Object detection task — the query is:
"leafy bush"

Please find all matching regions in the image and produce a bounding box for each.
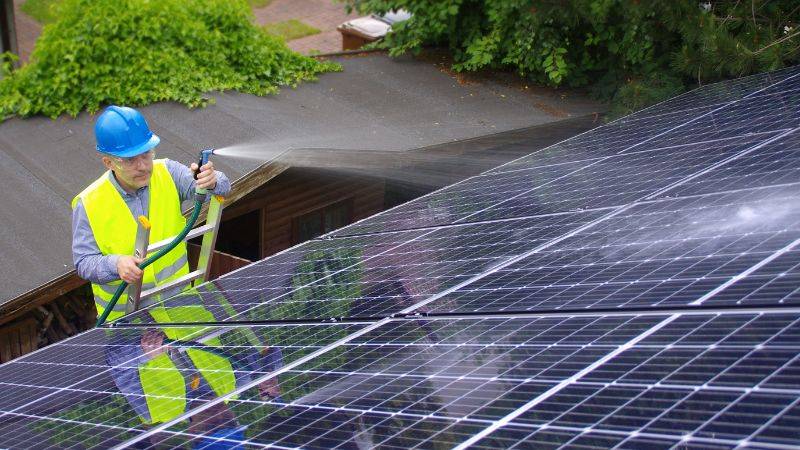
[345,0,799,114]
[0,0,339,120]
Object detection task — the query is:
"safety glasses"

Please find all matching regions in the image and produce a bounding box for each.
[114,149,155,167]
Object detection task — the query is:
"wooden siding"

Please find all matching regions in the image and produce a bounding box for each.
[0,317,37,363]
[221,168,384,258]
[187,244,252,280]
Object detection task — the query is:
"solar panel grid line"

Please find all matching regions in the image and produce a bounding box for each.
[309,205,620,241]
[479,129,782,179]
[111,318,393,449]
[148,314,667,448]
[477,424,797,450]
[0,325,216,417]
[0,411,142,449]
[605,67,798,121]
[2,410,136,433]
[642,127,800,202]
[452,233,800,448]
[447,126,797,233]
[450,315,681,450]
[277,366,800,397]
[690,236,800,306]
[562,379,800,397]
[604,66,800,124]
[741,396,800,449]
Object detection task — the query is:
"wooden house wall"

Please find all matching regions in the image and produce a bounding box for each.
[220,168,385,259]
[261,169,385,257]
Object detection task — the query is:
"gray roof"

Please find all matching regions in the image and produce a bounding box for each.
[0,53,602,308]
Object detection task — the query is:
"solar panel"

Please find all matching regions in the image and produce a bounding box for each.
[422,184,800,313]
[0,322,368,448]
[0,66,798,449]
[108,311,800,449]
[120,209,607,323]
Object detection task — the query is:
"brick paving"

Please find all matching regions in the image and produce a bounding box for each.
[252,0,359,54]
[11,0,41,64]
[10,0,358,65]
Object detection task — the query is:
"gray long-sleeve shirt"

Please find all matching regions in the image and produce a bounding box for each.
[72,159,231,284]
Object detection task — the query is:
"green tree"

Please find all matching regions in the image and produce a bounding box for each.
[345,0,799,115]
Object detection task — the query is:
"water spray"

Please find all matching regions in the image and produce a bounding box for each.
[212,142,510,191]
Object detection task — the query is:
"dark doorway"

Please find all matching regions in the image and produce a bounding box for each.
[217,209,261,261]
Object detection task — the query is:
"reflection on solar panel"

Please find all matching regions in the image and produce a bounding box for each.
[1,66,798,449]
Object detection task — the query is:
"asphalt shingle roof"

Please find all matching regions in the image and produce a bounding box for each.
[0,53,601,308]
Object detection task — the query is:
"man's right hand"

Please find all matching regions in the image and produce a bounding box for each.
[117,255,144,283]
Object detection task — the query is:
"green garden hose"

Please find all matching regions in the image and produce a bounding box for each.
[95,197,204,327]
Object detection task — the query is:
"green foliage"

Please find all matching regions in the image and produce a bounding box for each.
[263,19,322,42]
[0,0,340,120]
[31,396,142,448]
[20,0,61,24]
[345,0,800,114]
[23,0,278,23]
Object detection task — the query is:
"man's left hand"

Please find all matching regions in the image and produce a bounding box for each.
[191,161,218,190]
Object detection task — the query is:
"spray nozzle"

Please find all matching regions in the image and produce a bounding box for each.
[194,148,214,198]
[194,148,214,180]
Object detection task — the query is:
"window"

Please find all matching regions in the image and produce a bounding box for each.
[292,199,353,244]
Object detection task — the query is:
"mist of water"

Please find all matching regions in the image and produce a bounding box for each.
[212,141,511,190]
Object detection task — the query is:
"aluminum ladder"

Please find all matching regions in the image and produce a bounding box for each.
[125,195,225,314]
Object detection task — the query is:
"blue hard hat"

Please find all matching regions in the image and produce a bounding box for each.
[94,105,160,157]
[192,427,246,450]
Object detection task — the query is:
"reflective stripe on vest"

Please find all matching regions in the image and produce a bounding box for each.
[72,160,190,322]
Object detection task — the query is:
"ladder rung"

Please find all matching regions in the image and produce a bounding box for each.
[148,223,216,253]
[140,269,204,299]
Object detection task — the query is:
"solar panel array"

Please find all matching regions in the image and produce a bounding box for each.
[1,66,798,449]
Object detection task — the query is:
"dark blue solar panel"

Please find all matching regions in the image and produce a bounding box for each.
[422,184,800,313]
[110,311,800,449]
[122,210,605,324]
[0,322,366,448]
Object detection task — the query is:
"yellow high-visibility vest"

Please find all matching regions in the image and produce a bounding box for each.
[72,160,190,322]
[138,306,236,424]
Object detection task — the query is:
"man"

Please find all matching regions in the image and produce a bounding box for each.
[72,105,231,322]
